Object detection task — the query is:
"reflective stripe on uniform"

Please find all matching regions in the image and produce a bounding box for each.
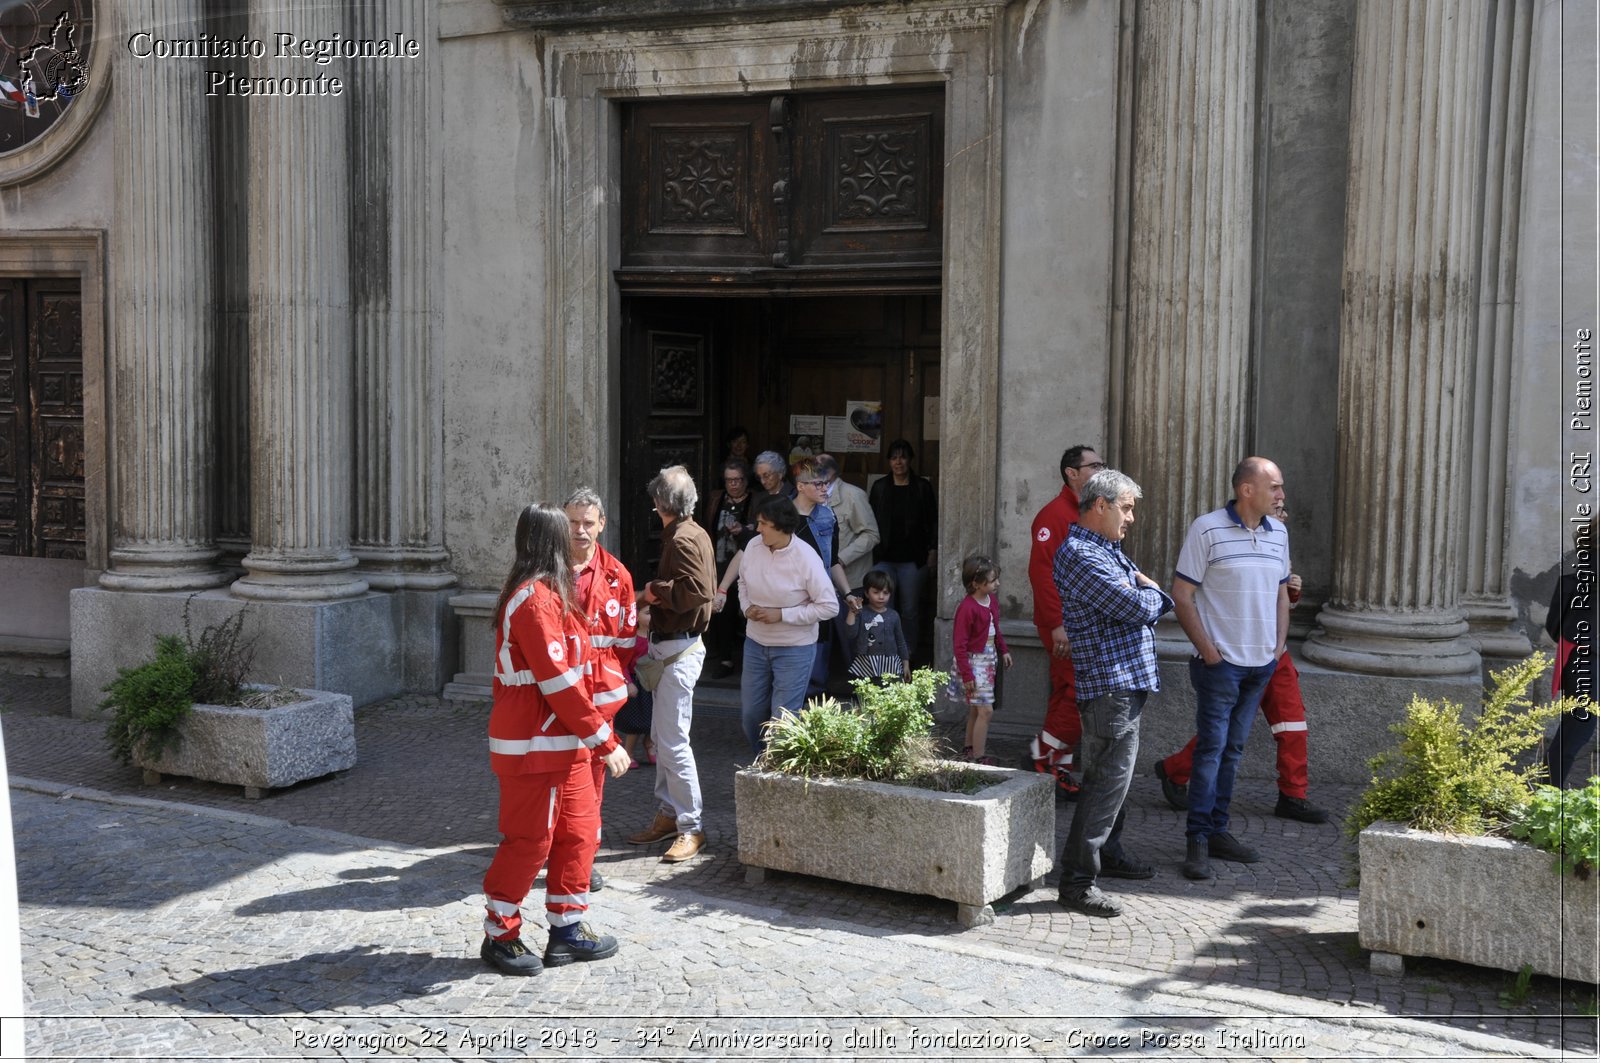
[489,734,585,755]
[1269,721,1308,734]
[545,891,589,906]
[538,666,583,696]
[594,686,628,707]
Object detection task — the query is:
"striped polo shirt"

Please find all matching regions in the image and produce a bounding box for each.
[1174,501,1290,668]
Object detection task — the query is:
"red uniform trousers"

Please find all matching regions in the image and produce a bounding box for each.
[1159,650,1309,798]
[482,758,601,940]
[1027,623,1081,771]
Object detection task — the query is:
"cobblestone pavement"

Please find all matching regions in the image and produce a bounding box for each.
[3,674,1597,1060]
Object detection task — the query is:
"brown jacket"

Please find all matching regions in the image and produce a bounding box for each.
[646,517,716,637]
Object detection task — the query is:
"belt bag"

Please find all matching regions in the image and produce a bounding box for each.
[635,641,694,692]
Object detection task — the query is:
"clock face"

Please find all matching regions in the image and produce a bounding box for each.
[0,0,94,156]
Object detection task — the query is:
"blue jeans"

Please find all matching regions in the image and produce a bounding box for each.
[741,639,815,754]
[1185,656,1277,839]
[1062,690,1145,893]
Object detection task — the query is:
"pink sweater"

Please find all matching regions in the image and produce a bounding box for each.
[952,593,1008,684]
[738,536,840,647]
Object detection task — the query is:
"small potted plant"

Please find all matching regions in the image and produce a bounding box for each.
[734,668,1055,927]
[1351,652,1596,982]
[101,602,355,799]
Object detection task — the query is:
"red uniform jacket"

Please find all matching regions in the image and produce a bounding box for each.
[488,580,619,776]
[1029,484,1081,631]
[575,545,637,720]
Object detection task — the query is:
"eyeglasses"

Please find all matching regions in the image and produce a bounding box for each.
[724,476,746,484]
[1071,462,1107,472]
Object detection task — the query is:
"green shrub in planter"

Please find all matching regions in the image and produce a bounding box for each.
[757,667,962,784]
[101,606,256,766]
[1510,776,1600,877]
[1348,652,1575,838]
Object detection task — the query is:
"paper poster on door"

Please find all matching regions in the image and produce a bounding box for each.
[789,414,824,465]
[838,400,882,453]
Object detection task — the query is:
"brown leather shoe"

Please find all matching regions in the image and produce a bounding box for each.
[661,831,705,863]
[627,813,678,845]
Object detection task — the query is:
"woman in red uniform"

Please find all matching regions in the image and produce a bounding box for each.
[480,503,633,976]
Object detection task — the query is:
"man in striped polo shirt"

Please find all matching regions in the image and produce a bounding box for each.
[1171,457,1291,881]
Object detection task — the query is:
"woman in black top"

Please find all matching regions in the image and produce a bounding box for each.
[1544,515,1596,787]
[868,438,937,661]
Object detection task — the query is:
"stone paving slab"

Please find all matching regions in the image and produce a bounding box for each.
[8,785,1576,1061]
[3,674,1597,1057]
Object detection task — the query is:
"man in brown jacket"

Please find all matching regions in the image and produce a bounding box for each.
[627,465,716,862]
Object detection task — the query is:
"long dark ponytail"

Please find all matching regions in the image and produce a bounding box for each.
[495,503,577,624]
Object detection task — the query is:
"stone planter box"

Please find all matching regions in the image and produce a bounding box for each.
[735,764,1055,927]
[136,686,356,799]
[1359,821,1599,983]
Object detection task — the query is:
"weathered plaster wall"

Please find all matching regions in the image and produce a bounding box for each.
[0,86,113,229]
[439,11,551,589]
[1251,0,1353,614]
[994,0,1120,623]
[1511,0,1595,640]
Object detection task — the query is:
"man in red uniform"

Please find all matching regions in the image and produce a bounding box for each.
[564,487,639,889]
[1151,502,1329,824]
[1023,444,1106,799]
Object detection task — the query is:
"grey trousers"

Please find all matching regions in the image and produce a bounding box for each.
[648,635,705,833]
[1061,689,1146,894]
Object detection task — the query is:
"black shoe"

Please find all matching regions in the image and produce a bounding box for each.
[1207,831,1260,863]
[1274,793,1330,824]
[1153,760,1189,811]
[589,868,605,892]
[543,922,620,967]
[1058,884,1123,918]
[1100,851,1156,880]
[480,935,543,976]
[1181,836,1214,881]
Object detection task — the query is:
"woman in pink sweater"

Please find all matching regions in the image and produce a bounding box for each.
[737,496,841,753]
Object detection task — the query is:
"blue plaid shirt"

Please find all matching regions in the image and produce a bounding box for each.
[1053,524,1174,701]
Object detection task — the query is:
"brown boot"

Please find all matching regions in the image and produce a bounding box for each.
[627,812,678,845]
[661,831,705,863]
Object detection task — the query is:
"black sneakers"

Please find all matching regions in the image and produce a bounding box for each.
[1206,831,1260,863]
[543,922,620,967]
[1274,793,1331,824]
[1182,836,1214,880]
[1153,760,1189,811]
[480,935,543,976]
[1058,884,1124,918]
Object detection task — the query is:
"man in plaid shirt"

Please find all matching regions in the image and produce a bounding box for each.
[1052,469,1173,918]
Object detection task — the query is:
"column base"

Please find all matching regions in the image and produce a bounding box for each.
[442,591,496,701]
[1303,604,1481,677]
[69,586,453,716]
[99,545,231,592]
[352,545,458,591]
[1461,593,1535,658]
[233,552,369,601]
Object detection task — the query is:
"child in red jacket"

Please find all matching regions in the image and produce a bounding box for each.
[953,554,1013,764]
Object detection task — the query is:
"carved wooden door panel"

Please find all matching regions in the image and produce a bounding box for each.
[620,302,719,582]
[0,278,85,559]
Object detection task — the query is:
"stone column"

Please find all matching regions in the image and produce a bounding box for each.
[1304,0,1489,676]
[1120,0,1257,591]
[348,0,454,590]
[100,0,228,592]
[208,0,250,569]
[232,1,366,601]
[1462,0,1536,658]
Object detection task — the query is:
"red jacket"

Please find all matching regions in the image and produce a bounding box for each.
[575,545,637,720]
[1029,484,1080,630]
[489,579,619,776]
[953,593,1008,684]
